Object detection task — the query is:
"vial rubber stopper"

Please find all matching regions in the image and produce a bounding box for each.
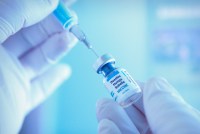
[93,54,115,74]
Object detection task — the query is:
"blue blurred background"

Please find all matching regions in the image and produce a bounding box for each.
[20,0,200,133]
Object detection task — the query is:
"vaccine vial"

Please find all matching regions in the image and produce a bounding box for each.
[93,54,144,111]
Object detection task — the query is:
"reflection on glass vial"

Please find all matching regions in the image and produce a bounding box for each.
[93,54,143,108]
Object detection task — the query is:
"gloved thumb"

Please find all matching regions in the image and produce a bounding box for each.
[98,119,121,134]
[0,0,59,43]
[143,77,200,134]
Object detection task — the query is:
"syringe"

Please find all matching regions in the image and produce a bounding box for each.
[53,2,99,57]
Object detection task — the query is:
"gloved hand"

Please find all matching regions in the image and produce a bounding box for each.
[0,0,77,133]
[96,77,200,134]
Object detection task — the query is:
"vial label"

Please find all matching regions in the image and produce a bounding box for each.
[103,68,141,103]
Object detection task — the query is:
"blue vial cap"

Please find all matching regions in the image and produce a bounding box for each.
[93,54,115,74]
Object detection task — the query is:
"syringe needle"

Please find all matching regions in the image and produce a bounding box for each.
[90,47,99,57]
[69,25,99,57]
[82,37,92,49]
[82,38,99,57]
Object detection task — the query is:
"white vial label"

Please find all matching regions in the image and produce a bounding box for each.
[103,68,141,104]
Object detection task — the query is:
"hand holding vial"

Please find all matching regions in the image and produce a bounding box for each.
[96,77,200,134]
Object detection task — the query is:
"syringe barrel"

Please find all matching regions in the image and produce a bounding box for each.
[53,2,94,51]
[53,2,78,30]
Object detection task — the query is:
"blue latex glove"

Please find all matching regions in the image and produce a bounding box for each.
[0,0,77,133]
[96,77,200,134]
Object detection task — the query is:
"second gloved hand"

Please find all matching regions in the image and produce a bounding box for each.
[96,78,200,134]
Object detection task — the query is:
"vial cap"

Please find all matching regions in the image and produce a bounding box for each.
[93,53,115,74]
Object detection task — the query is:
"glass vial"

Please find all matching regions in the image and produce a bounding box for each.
[93,54,144,110]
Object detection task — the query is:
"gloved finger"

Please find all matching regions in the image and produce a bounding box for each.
[143,77,200,134]
[135,80,145,91]
[129,80,152,133]
[19,31,77,78]
[98,119,121,134]
[0,0,59,43]
[96,98,140,134]
[2,14,64,57]
[28,64,71,112]
[124,105,151,134]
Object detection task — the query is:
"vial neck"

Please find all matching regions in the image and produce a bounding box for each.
[101,63,116,77]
